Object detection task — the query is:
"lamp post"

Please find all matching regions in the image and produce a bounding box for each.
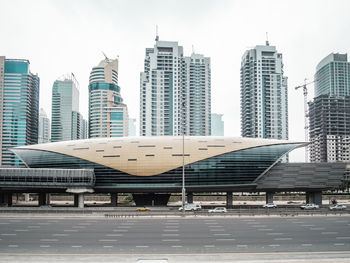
[182,101,186,215]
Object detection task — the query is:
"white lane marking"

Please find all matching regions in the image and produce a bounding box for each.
[216,238,236,241]
[258,229,273,231]
[72,245,82,248]
[267,233,284,235]
[103,245,113,248]
[269,244,280,247]
[237,245,247,248]
[72,226,85,228]
[28,226,40,228]
[53,234,69,237]
[99,239,117,242]
[209,229,225,232]
[302,224,315,227]
[8,245,18,248]
[113,229,128,232]
[208,225,223,228]
[336,237,350,240]
[163,229,179,232]
[251,225,267,228]
[1,234,16,236]
[172,245,183,248]
[213,233,231,236]
[162,234,179,236]
[302,244,312,246]
[334,243,345,246]
[321,232,338,235]
[15,229,28,232]
[118,226,131,229]
[162,239,180,242]
[9,220,21,223]
[165,226,179,228]
[40,239,58,242]
[106,234,123,237]
[64,230,78,232]
[0,223,10,225]
[205,222,218,225]
[40,245,51,248]
[310,227,325,230]
[37,223,49,225]
[136,245,149,248]
[274,238,292,241]
[204,245,215,248]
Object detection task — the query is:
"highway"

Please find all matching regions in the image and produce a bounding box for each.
[0,215,350,262]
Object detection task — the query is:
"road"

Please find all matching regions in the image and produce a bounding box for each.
[0,215,350,262]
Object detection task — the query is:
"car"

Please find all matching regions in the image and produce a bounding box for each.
[136,207,151,211]
[329,204,347,210]
[300,203,319,210]
[178,203,201,211]
[208,207,227,213]
[263,203,277,208]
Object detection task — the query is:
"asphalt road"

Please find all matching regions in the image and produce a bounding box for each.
[0,215,350,262]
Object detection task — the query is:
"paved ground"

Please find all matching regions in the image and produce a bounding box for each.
[0,215,350,262]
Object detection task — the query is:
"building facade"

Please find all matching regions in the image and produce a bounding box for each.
[0,56,39,166]
[128,118,136,136]
[51,73,83,142]
[38,108,50,144]
[140,37,211,137]
[211,113,224,136]
[240,42,288,140]
[314,53,350,97]
[89,57,128,138]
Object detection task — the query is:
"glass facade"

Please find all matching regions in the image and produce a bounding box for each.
[12,143,298,190]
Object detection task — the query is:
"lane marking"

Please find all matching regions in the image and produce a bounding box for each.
[106,234,123,237]
[40,239,58,242]
[14,229,28,232]
[334,243,345,246]
[336,237,350,240]
[321,232,338,235]
[37,223,50,225]
[28,226,40,229]
[163,229,178,232]
[113,229,128,232]
[274,238,292,241]
[269,244,280,247]
[172,245,183,248]
[64,230,78,232]
[204,245,215,248]
[40,245,50,248]
[301,244,312,246]
[162,234,179,237]
[103,246,113,248]
[162,239,180,242]
[8,245,18,248]
[72,226,85,229]
[99,239,117,242]
[53,234,69,237]
[258,229,273,231]
[216,238,236,241]
[310,228,325,230]
[72,245,82,248]
[208,225,223,228]
[301,224,314,227]
[136,246,149,248]
[237,245,247,248]
[0,223,10,225]
[251,225,266,228]
[213,233,231,236]
[1,234,16,236]
[267,233,284,236]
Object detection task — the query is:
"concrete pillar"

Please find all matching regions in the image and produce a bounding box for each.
[0,193,4,204]
[46,194,51,205]
[111,193,118,207]
[4,193,12,207]
[38,193,47,206]
[266,192,274,204]
[24,193,30,202]
[187,192,193,204]
[313,191,322,206]
[78,194,84,208]
[306,192,311,203]
[74,194,79,207]
[226,191,233,208]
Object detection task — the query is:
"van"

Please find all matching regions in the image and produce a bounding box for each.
[178,203,201,211]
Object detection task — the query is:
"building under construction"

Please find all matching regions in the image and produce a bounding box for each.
[309,95,350,162]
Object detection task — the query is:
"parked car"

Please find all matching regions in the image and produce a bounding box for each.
[329,204,347,210]
[208,207,227,213]
[263,203,277,208]
[136,207,151,211]
[300,203,319,210]
[178,203,201,211]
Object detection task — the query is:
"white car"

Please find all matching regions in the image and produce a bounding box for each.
[178,203,201,211]
[329,204,347,210]
[300,203,319,210]
[263,203,277,208]
[208,207,227,213]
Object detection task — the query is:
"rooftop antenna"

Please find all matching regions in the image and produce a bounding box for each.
[266,32,269,46]
[102,51,110,61]
[155,25,159,41]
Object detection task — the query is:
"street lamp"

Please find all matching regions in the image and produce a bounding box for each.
[182,101,186,214]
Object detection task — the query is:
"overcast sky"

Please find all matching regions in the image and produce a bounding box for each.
[1,0,350,161]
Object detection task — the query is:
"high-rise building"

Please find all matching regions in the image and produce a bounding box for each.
[240,42,288,140]
[51,73,83,142]
[128,118,136,136]
[309,53,350,163]
[89,56,128,138]
[140,37,211,136]
[81,119,88,139]
[0,56,39,166]
[211,113,224,136]
[315,53,350,97]
[38,108,50,143]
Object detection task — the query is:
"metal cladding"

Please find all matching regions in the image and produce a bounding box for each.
[12,136,304,177]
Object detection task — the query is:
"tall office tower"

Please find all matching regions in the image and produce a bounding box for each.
[309,53,350,163]
[89,56,128,138]
[81,119,88,139]
[128,118,136,136]
[183,53,211,135]
[140,37,211,136]
[240,42,288,140]
[211,113,224,136]
[309,95,350,162]
[38,108,50,143]
[0,56,39,166]
[315,53,350,97]
[51,73,83,142]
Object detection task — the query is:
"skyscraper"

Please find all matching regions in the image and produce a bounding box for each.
[128,118,136,136]
[38,108,50,143]
[240,42,288,140]
[89,56,128,138]
[211,113,224,136]
[309,53,350,163]
[51,73,83,142]
[140,37,211,136]
[0,56,39,166]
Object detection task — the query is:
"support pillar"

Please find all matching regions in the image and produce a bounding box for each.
[74,194,79,207]
[78,194,84,208]
[187,192,193,204]
[111,193,118,207]
[24,193,30,202]
[3,193,13,207]
[313,191,322,206]
[306,192,311,203]
[38,193,47,206]
[46,194,51,205]
[226,191,233,208]
[0,193,4,204]
[265,192,274,204]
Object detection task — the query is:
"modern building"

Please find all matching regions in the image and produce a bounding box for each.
[89,56,128,138]
[0,56,39,166]
[128,118,136,136]
[51,73,83,142]
[38,108,50,144]
[211,113,224,136]
[140,36,211,137]
[314,53,350,97]
[240,41,288,140]
[81,119,88,139]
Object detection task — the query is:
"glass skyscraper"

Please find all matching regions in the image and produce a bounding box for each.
[211,113,224,136]
[38,108,50,144]
[88,56,128,138]
[0,56,39,166]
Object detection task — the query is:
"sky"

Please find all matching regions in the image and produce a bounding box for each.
[1,0,350,162]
